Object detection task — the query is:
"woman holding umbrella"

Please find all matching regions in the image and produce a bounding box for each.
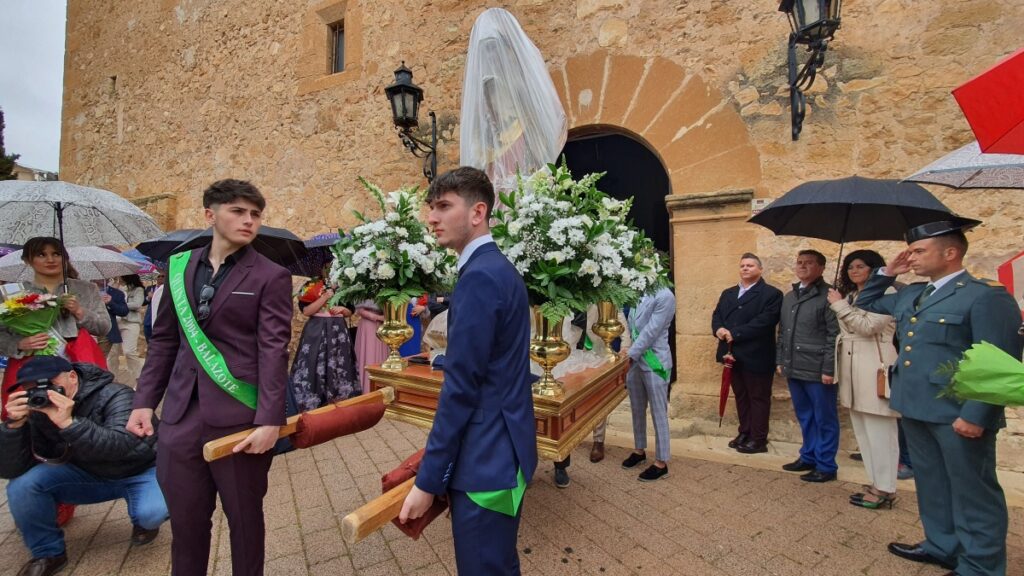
[0,237,111,408]
[826,250,900,509]
[0,237,111,527]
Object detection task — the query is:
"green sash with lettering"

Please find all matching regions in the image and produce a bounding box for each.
[167,251,258,409]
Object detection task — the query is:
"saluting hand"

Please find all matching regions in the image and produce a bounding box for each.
[886,250,912,276]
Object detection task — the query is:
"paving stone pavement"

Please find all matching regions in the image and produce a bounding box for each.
[0,417,1020,575]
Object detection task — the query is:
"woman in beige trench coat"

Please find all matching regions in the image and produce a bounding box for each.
[827,250,899,509]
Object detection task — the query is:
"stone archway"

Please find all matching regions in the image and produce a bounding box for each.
[549,51,767,431]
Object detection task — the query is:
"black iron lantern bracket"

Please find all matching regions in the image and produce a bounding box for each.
[396,112,438,183]
[787,36,830,141]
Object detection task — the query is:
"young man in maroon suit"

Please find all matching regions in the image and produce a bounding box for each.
[126,179,292,576]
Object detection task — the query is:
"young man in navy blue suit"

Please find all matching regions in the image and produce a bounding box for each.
[399,167,537,575]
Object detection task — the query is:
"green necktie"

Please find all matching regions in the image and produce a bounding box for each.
[915,284,936,309]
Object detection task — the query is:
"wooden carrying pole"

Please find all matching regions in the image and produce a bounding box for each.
[202,386,395,462]
[341,476,416,544]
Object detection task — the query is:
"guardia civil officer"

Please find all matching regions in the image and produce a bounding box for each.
[855,220,1022,576]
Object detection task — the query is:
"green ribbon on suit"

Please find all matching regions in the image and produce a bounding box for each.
[466,468,526,517]
[168,250,258,409]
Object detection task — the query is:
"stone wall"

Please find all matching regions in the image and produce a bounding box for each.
[61,0,1024,467]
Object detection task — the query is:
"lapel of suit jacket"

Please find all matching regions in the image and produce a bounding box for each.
[203,246,256,325]
[737,280,763,305]
[914,272,969,314]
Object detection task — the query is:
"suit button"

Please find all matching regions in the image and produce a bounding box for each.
[910,317,918,323]
[907,331,914,337]
[939,318,946,323]
[904,360,911,367]
[905,345,912,352]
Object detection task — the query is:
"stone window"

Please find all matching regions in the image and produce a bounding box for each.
[297,0,362,95]
[330,20,345,74]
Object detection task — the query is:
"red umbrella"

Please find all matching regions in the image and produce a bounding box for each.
[719,344,734,427]
[953,47,1024,154]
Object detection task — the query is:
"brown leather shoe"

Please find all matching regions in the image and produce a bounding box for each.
[589,442,605,463]
[17,554,67,576]
[131,524,160,546]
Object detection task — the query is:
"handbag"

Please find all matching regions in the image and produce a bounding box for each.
[874,336,889,399]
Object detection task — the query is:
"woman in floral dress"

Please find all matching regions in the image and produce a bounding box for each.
[287,278,358,412]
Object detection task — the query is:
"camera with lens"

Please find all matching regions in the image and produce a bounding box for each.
[24,381,66,410]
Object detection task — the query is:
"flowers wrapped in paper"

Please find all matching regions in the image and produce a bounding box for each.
[939,341,1024,406]
[0,291,68,356]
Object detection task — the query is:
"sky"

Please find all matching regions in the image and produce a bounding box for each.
[1,1,67,173]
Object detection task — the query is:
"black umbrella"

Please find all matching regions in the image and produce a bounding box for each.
[137,227,309,268]
[135,229,202,262]
[287,233,341,277]
[749,176,980,278]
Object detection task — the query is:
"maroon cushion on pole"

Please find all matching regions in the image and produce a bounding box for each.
[382,448,449,539]
[291,402,387,449]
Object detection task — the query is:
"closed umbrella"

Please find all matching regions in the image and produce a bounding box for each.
[719,345,734,427]
[0,246,142,282]
[953,47,1024,155]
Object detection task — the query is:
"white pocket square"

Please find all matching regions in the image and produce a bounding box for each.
[230,291,255,296]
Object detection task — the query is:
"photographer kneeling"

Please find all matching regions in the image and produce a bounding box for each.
[1,356,168,576]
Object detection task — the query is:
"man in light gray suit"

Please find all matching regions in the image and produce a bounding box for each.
[621,287,676,482]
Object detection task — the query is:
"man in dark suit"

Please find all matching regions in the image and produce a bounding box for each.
[711,253,783,454]
[399,167,537,575]
[776,250,840,482]
[855,221,1021,576]
[126,179,292,576]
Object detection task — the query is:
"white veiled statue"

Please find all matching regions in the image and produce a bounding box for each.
[460,8,567,193]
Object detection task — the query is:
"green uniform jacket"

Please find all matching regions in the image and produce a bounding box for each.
[856,271,1022,429]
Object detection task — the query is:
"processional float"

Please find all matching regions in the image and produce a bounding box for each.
[205,7,636,545]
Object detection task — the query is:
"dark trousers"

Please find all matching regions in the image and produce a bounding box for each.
[902,418,1006,576]
[450,490,523,575]
[787,378,839,474]
[897,418,912,467]
[731,369,773,443]
[157,398,274,576]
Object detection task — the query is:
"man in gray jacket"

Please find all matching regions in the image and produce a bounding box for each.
[776,250,840,482]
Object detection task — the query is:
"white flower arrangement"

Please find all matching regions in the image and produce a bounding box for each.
[492,160,671,321]
[328,178,457,307]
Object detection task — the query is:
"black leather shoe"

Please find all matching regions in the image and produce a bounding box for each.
[781,458,815,472]
[886,542,956,570]
[728,433,749,449]
[131,524,160,546]
[799,470,837,483]
[553,467,570,489]
[736,440,768,454]
[621,451,647,469]
[638,464,668,482]
[17,554,67,576]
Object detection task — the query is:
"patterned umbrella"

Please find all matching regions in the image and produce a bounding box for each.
[904,140,1024,189]
[287,233,341,277]
[0,181,163,247]
[0,246,142,282]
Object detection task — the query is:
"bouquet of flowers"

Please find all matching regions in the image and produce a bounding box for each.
[328,178,458,307]
[492,160,671,321]
[938,341,1024,406]
[0,291,67,356]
